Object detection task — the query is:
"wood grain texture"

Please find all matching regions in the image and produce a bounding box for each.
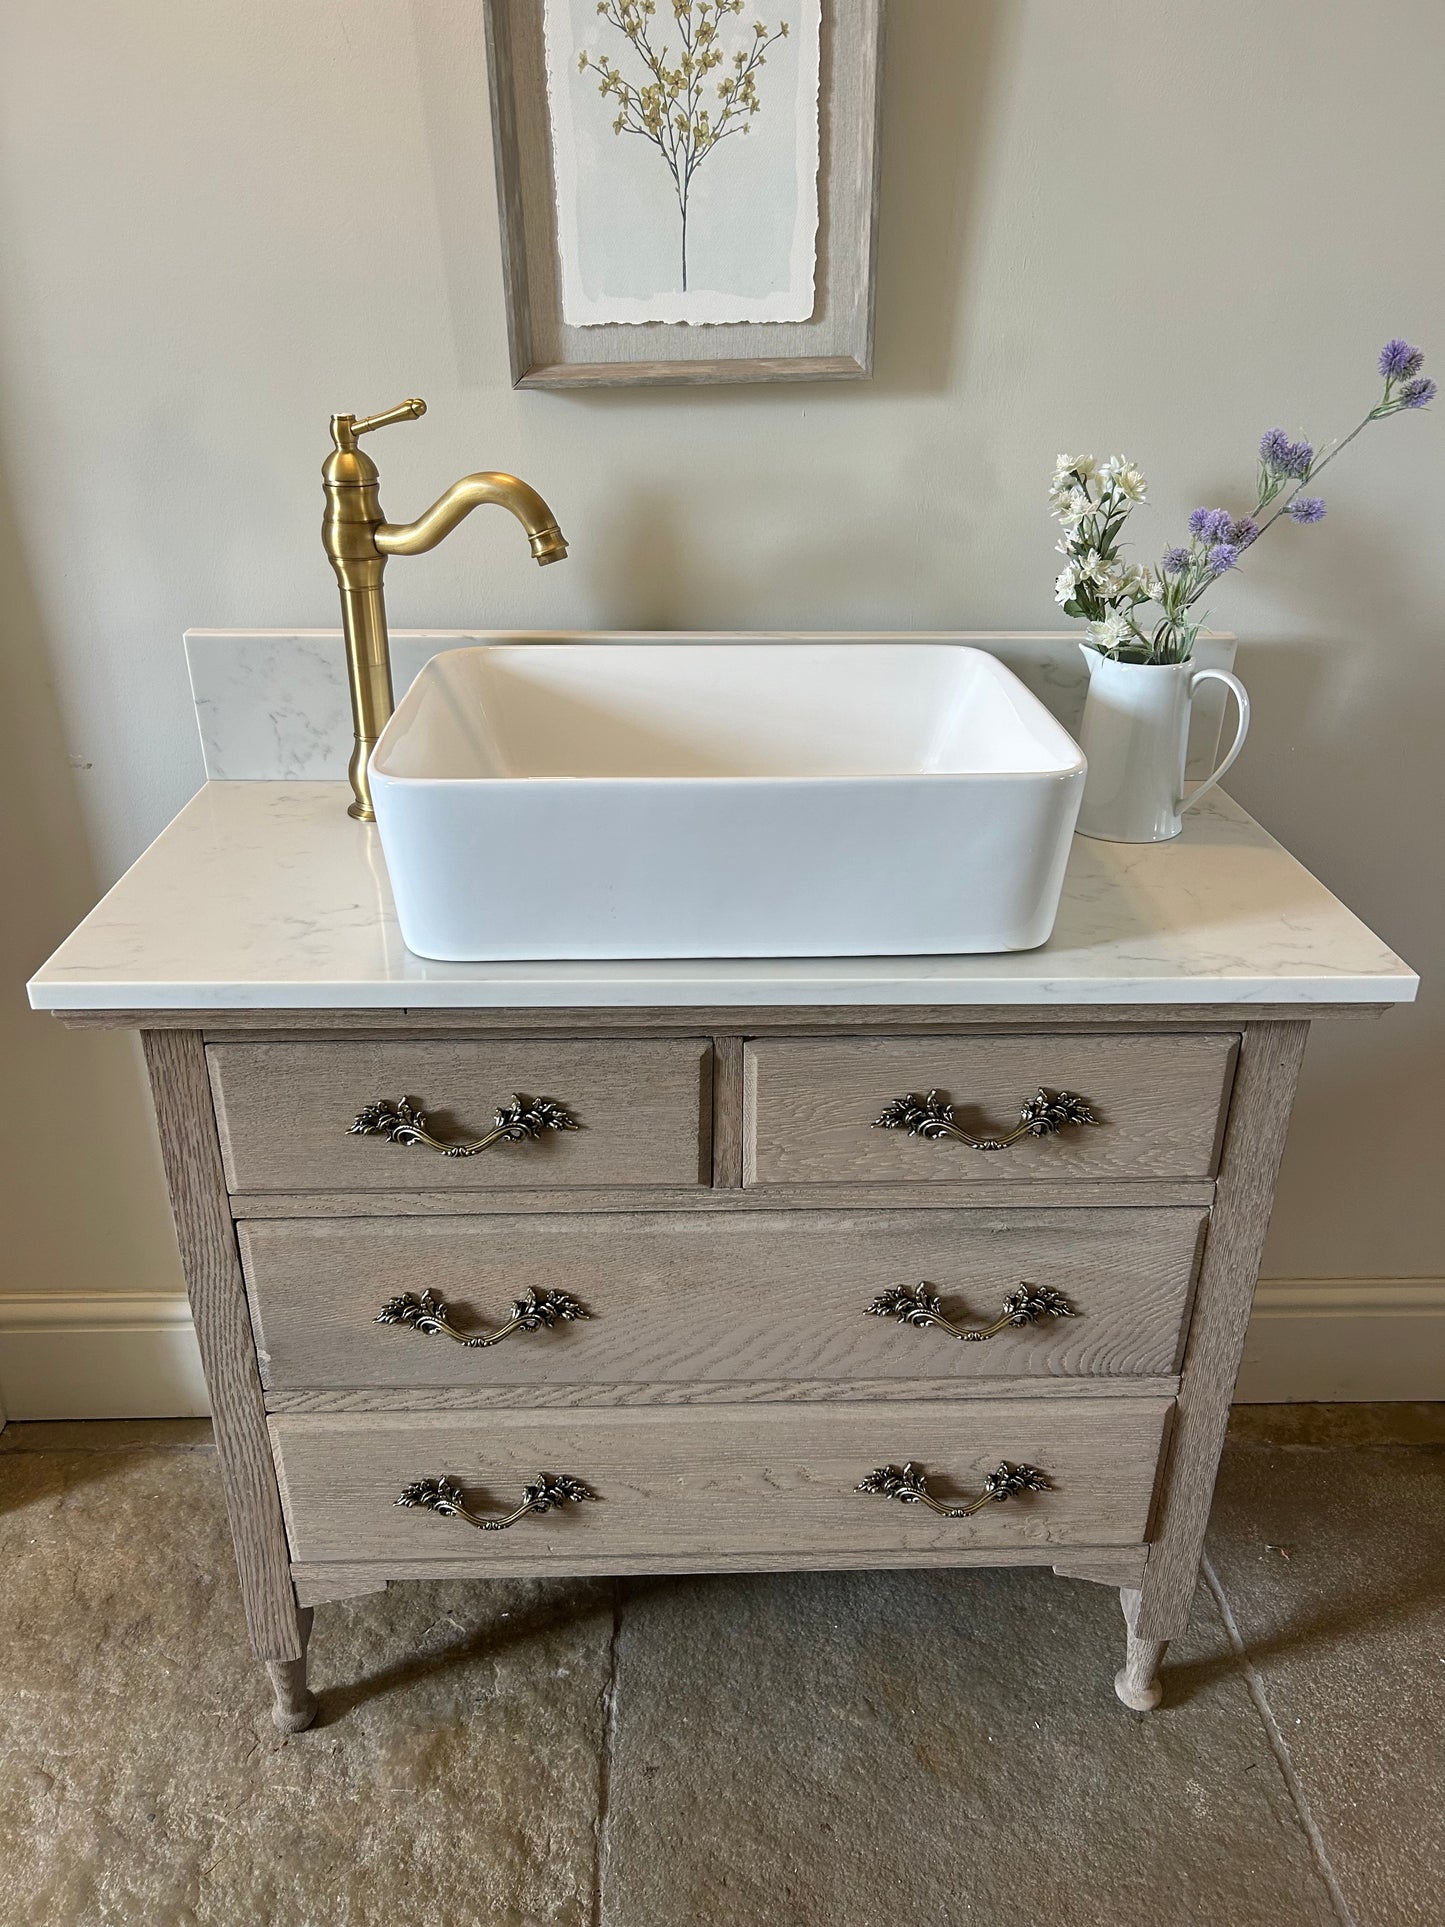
[1052,1553,1150,1590]
[269,1397,1170,1564]
[227,1179,1217,1218]
[140,1030,306,1662]
[240,1207,1206,1393]
[1133,1020,1309,1641]
[744,1033,1238,1185]
[290,1543,1149,1587]
[263,1375,1182,1414]
[711,1036,745,1188]
[265,1656,317,1734]
[1116,1585,1167,1710]
[207,1037,712,1194]
[484,0,885,385]
[293,1573,389,1609]
[264,1606,316,1732]
[481,0,532,388]
[49,1004,1388,1032]
[514,355,870,387]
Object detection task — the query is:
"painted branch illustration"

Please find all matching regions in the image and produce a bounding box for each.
[579,0,790,291]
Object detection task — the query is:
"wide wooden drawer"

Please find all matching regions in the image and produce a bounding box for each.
[270,1397,1171,1565]
[207,1038,712,1194]
[241,1208,1205,1393]
[743,1033,1237,1186]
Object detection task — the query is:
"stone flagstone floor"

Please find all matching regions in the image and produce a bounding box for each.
[1,1406,1441,1926]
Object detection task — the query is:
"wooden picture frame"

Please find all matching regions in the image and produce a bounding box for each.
[483,0,885,387]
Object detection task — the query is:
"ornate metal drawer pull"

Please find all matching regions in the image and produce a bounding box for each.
[857,1460,1052,1518]
[867,1282,1076,1343]
[377,1287,590,1348]
[396,1473,597,1532]
[873,1087,1098,1152]
[350,1093,580,1157]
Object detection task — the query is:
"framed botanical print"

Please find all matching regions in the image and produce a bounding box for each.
[483,0,885,385]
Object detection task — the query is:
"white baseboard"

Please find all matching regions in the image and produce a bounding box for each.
[1234,1279,1445,1403]
[0,1294,209,1420]
[1,1282,1441,1420]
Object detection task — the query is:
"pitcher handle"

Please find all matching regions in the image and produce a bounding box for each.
[1180,668,1250,815]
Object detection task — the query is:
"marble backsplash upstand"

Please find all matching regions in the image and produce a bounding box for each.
[185,629,1238,783]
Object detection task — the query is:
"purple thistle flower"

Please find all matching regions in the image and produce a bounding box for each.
[1379,338,1424,381]
[1161,545,1191,575]
[1400,376,1436,409]
[1282,439,1314,478]
[1259,427,1292,468]
[1189,507,1233,543]
[1226,515,1259,547]
[1207,543,1240,573]
[1286,496,1326,523]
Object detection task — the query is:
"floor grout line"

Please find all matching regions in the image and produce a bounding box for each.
[590,1577,623,1927]
[1201,1553,1359,1927]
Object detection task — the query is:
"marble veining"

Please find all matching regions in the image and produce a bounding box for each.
[185,629,1240,784]
[27,782,1417,1010]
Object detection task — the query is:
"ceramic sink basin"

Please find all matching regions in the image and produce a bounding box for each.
[369,642,1087,961]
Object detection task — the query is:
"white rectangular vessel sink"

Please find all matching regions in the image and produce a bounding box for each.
[369,642,1086,961]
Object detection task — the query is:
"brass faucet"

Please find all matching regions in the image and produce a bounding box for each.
[322,398,568,820]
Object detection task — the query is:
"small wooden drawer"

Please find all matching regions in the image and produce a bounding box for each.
[241,1207,1205,1394]
[207,1038,712,1194]
[743,1033,1237,1187]
[270,1397,1171,1567]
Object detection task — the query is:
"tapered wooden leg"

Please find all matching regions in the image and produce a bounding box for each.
[266,1607,317,1733]
[1115,1590,1167,1711]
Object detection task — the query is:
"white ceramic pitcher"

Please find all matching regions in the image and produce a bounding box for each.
[1075,648,1250,843]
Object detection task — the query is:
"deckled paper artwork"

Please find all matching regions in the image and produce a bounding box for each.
[542,0,821,326]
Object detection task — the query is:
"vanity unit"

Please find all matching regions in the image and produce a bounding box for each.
[30,775,1415,1730]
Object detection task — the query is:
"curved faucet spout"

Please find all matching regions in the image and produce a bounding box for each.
[377,472,568,565]
[323,399,568,819]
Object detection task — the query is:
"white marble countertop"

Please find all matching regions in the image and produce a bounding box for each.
[28,781,1417,1011]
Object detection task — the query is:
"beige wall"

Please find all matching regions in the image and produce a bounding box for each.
[1,1,1441,1329]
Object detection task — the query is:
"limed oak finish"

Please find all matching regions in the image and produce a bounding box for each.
[208,1037,713,1192]
[270,1398,1172,1565]
[743,1033,1236,1185]
[240,1207,1205,1394]
[121,1004,1329,1727]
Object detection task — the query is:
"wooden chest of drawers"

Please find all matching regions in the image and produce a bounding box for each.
[270,1399,1173,1572]
[240,1207,1205,1394]
[138,1007,1309,1730]
[209,1036,714,1193]
[742,1034,1236,1186]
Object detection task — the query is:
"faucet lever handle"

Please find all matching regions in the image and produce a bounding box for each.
[349,398,427,438]
[329,398,427,454]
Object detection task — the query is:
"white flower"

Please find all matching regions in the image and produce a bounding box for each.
[1055,453,1097,482]
[1080,549,1128,594]
[1098,455,1147,502]
[1050,486,1093,529]
[1088,611,1134,651]
[1054,567,1078,606]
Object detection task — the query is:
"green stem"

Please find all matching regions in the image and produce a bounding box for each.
[1182,405,1382,612]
